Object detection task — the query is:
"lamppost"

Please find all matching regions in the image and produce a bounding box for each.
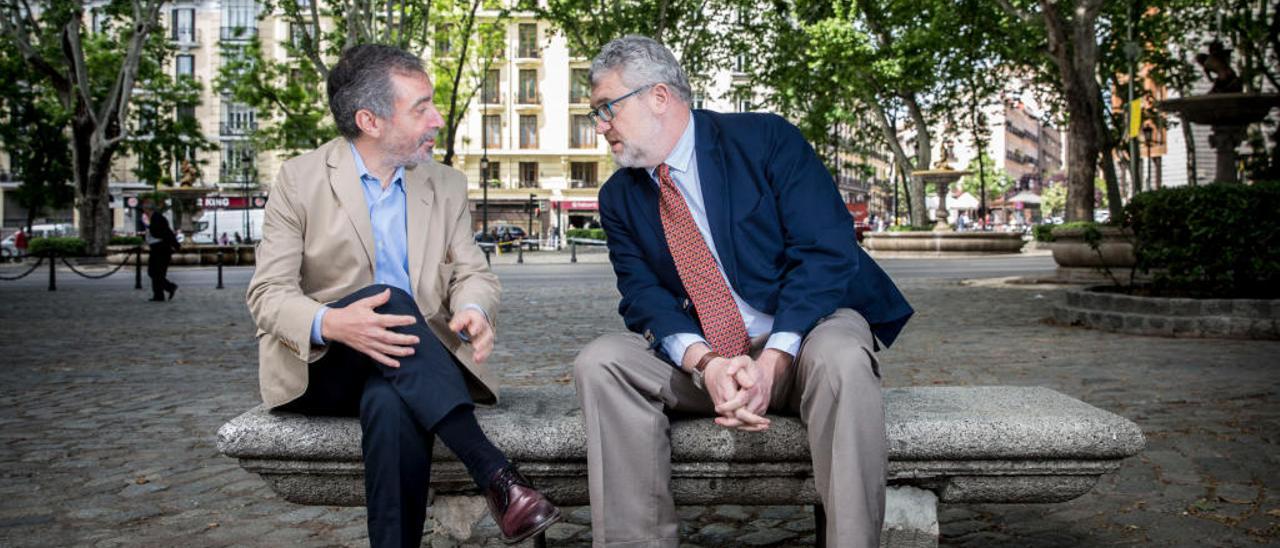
[480,77,490,238]
[1142,124,1155,191]
[241,164,251,243]
[527,193,536,238]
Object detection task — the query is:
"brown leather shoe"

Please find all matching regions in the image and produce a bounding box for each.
[485,464,562,543]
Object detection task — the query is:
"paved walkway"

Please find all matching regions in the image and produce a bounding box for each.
[0,266,1276,547]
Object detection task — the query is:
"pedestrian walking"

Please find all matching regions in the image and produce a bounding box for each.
[143,204,180,302]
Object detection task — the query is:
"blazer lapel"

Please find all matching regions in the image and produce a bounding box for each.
[693,112,738,286]
[326,143,377,269]
[403,164,435,294]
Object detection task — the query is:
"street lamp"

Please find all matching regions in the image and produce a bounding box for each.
[527,193,536,238]
[480,155,489,237]
[1142,124,1155,191]
[480,75,490,238]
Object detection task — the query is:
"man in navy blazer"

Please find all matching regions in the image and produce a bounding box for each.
[573,36,913,547]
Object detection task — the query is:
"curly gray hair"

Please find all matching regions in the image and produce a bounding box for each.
[589,35,692,104]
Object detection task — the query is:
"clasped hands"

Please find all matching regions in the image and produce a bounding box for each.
[685,345,792,432]
[321,289,494,367]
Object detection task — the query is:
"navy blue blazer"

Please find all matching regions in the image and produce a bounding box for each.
[598,110,913,353]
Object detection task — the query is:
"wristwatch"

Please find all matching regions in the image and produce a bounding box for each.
[690,351,722,391]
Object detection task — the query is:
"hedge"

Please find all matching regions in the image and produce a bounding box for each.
[28,237,87,257]
[1126,181,1279,298]
[567,228,607,241]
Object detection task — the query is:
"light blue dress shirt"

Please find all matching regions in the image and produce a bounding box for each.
[309,143,414,345]
[651,117,802,366]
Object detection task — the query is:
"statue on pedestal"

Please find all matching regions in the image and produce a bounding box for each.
[1196,40,1243,94]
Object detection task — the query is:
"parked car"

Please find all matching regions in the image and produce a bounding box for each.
[474,224,527,243]
[474,225,528,251]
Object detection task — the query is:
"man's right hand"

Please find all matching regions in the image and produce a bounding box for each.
[705,356,771,432]
[321,289,419,367]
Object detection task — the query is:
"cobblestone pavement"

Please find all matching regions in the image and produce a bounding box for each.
[1,264,1277,547]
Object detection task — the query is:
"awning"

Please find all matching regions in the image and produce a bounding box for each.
[1007,191,1042,204]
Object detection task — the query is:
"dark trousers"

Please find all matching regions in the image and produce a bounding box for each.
[277,284,476,548]
[147,244,175,300]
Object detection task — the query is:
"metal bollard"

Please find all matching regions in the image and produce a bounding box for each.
[216,251,225,289]
[135,246,143,290]
[484,248,491,266]
[517,243,524,264]
[570,241,577,263]
[48,252,56,291]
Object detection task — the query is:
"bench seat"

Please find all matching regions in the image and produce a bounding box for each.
[217,385,1145,545]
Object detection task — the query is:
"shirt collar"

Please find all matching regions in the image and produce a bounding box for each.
[349,141,405,190]
[649,115,696,180]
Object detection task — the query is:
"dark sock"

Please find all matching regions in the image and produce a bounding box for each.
[433,405,509,490]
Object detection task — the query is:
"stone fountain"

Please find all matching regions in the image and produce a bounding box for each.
[863,146,1025,255]
[910,146,972,231]
[1159,40,1280,183]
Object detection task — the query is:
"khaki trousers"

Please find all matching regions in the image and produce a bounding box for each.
[573,308,887,547]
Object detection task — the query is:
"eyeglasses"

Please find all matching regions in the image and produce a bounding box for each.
[587,84,654,125]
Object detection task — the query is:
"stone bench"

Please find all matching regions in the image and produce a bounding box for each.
[217,385,1145,547]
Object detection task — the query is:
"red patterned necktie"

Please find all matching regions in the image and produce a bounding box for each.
[656,163,750,357]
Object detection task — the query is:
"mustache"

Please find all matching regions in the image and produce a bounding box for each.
[419,129,440,146]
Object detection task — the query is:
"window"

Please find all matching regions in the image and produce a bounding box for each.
[517,24,538,58]
[570,68,590,104]
[176,55,195,78]
[519,115,537,149]
[221,0,257,40]
[482,161,501,186]
[735,91,751,113]
[570,162,598,188]
[288,22,308,53]
[483,115,501,148]
[435,24,452,56]
[519,162,538,188]
[221,141,256,182]
[691,91,704,110]
[570,115,595,148]
[171,8,195,43]
[518,69,538,103]
[482,70,500,103]
[221,102,257,135]
[176,104,196,121]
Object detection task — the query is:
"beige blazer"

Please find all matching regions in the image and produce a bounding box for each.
[247,138,500,409]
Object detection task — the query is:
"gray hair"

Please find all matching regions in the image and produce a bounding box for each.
[589,35,692,104]
[327,44,426,139]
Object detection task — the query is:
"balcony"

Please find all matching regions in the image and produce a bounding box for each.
[516,93,541,105]
[570,179,598,189]
[221,122,258,136]
[221,26,257,42]
[480,93,504,106]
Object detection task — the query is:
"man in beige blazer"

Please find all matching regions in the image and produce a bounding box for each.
[246,45,559,547]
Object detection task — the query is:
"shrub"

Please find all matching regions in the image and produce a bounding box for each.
[566,228,606,241]
[110,236,144,246]
[886,225,933,232]
[28,237,87,257]
[1126,181,1280,298]
[1033,224,1055,242]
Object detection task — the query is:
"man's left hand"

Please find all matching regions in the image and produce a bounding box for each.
[448,309,494,363]
[746,349,793,418]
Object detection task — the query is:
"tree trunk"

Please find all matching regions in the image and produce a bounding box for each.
[902,94,931,227]
[1063,93,1100,222]
[1035,0,1103,222]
